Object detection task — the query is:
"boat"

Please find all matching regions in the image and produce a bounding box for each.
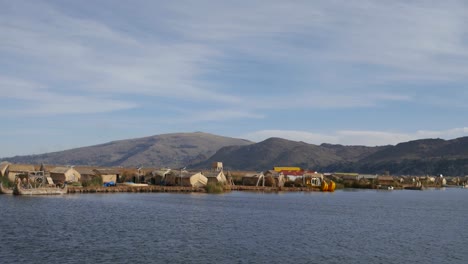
[13,172,67,195]
[0,182,13,194]
[14,180,67,195]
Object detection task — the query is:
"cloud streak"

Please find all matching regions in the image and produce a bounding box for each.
[1,1,468,156]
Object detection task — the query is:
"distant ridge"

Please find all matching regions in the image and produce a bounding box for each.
[192,137,387,171]
[193,136,468,176]
[4,132,468,175]
[2,132,253,168]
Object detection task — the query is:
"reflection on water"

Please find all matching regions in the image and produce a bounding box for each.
[0,189,467,264]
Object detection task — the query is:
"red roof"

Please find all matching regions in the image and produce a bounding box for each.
[280,170,316,176]
[280,170,304,176]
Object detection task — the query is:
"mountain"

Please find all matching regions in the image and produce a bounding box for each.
[193,137,388,171]
[2,132,253,168]
[194,136,468,176]
[4,132,468,176]
[337,137,468,175]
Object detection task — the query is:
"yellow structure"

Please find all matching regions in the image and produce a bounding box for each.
[328,181,336,192]
[321,181,328,191]
[321,180,336,192]
[273,167,302,172]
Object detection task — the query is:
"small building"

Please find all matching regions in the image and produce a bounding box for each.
[336,173,360,186]
[303,171,323,187]
[376,176,395,186]
[281,170,304,182]
[242,173,262,186]
[180,171,207,188]
[74,167,97,182]
[93,168,121,183]
[263,170,285,187]
[204,170,227,185]
[6,164,36,182]
[50,167,81,183]
[212,162,223,172]
[164,171,180,186]
[147,169,172,185]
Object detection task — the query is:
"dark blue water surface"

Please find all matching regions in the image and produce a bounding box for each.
[0,188,467,264]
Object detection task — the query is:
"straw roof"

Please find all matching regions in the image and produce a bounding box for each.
[93,168,120,175]
[50,167,73,174]
[8,164,35,172]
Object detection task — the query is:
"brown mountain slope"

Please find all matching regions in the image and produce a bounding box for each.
[193,137,386,171]
[194,136,468,175]
[341,137,468,175]
[3,132,253,168]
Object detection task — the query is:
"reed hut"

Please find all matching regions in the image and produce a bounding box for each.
[6,164,36,182]
[50,167,81,183]
[147,169,172,185]
[338,173,360,186]
[93,168,120,183]
[262,170,285,187]
[204,171,227,185]
[180,171,208,188]
[242,173,261,186]
[376,176,395,186]
[74,167,97,182]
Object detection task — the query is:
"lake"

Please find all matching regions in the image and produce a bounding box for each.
[0,188,467,264]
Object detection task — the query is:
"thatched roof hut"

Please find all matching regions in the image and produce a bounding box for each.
[180,171,207,188]
[6,164,35,182]
[50,167,81,183]
[93,168,121,183]
[204,171,227,185]
[376,176,395,186]
[242,173,261,186]
[74,167,98,182]
[147,169,172,185]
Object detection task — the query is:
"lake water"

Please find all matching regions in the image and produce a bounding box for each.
[0,188,467,264]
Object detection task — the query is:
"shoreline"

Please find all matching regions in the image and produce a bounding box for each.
[67,185,324,194]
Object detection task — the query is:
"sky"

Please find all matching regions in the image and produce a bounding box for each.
[1,0,468,157]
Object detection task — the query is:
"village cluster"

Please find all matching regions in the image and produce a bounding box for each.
[1,161,467,193]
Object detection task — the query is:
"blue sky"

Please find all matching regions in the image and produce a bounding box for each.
[1,0,468,157]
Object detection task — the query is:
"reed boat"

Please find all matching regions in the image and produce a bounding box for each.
[13,181,67,195]
[0,182,13,194]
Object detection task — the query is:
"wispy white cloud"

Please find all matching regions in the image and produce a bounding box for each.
[3,0,466,118]
[181,109,264,123]
[1,0,468,157]
[0,76,136,116]
[0,0,242,116]
[243,127,468,146]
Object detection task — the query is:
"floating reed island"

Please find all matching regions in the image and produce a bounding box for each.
[1,162,466,195]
